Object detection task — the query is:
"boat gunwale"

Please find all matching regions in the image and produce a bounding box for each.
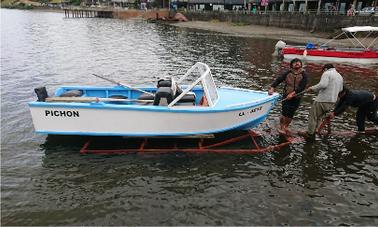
[28,86,279,113]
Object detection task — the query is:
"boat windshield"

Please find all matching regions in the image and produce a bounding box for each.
[168,62,219,107]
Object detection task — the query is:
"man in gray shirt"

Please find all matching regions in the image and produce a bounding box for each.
[305,64,344,136]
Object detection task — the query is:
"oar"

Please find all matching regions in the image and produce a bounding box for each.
[281,89,307,102]
[45,97,154,103]
[92,73,154,96]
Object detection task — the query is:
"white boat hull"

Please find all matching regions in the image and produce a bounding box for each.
[29,101,275,136]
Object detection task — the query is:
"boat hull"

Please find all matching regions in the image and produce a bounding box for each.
[282,47,378,64]
[29,99,276,136]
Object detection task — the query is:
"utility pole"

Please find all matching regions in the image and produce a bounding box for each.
[316,0,321,15]
[305,0,308,13]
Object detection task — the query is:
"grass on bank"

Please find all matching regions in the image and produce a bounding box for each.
[1,0,41,8]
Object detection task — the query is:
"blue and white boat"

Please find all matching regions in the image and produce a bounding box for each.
[29,62,279,136]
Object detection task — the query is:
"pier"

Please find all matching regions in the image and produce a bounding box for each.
[63,8,113,18]
[62,8,169,19]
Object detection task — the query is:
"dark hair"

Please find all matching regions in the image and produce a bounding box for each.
[290,58,302,68]
[323,63,334,71]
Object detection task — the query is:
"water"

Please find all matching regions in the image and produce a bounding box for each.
[1,9,378,225]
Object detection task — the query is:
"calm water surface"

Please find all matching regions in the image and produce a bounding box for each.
[1,9,378,225]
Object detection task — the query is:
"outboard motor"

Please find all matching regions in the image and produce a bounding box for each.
[273,40,286,56]
[34,87,48,102]
[154,79,174,106]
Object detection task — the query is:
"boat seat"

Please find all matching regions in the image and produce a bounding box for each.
[178,92,196,103]
[157,79,172,88]
[139,91,196,105]
[60,90,83,97]
[154,87,173,106]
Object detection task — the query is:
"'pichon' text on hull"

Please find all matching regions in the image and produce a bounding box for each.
[45,110,80,117]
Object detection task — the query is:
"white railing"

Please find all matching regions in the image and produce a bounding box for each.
[169,62,218,107]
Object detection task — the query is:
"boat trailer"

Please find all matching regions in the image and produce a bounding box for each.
[79,130,304,155]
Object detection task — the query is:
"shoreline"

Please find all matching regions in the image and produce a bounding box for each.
[1,6,64,13]
[2,8,375,48]
[31,7,64,13]
[171,21,351,46]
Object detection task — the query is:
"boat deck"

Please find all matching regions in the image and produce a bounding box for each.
[215,88,269,109]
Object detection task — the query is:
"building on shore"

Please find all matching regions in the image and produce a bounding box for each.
[79,0,376,12]
[182,0,376,13]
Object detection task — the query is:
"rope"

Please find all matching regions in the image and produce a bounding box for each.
[316,116,332,134]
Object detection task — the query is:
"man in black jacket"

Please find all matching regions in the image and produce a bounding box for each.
[268,58,309,134]
[329,87,378,132]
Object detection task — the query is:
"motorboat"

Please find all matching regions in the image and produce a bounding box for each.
[29,62,279,136]
[274,26,378,64]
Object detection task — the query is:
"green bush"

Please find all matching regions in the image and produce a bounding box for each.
[69,0,81,6]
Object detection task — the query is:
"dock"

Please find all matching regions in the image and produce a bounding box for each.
[63,8,114,18]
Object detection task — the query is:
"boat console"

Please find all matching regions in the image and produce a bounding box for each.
[139,78,196,106]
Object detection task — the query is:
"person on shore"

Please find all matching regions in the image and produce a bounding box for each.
[304,64,343,136]
[268,58,309,134]
[347,4,355,16]
[331,4,337,15]
[328,87,378,132]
